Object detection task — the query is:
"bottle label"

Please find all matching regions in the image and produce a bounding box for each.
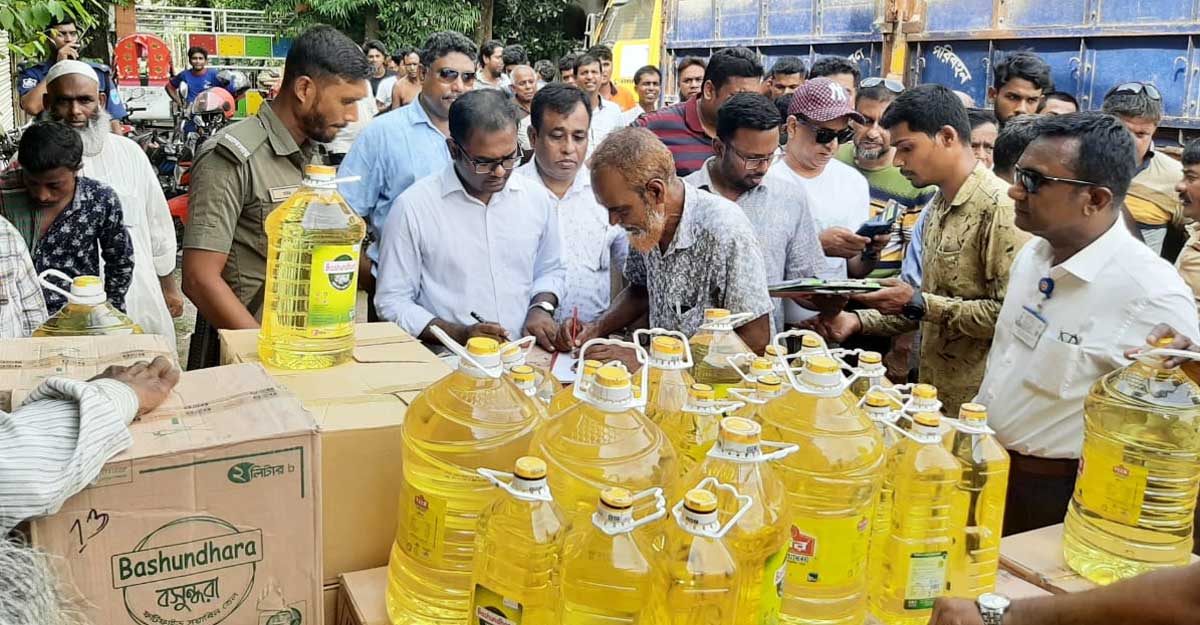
[784,514,870,588]
[1075,438,1148,526]
[400,486,446,566]
[903,551,948,610]
[759,542,789,624]
[472,584,523,625]
[307,244,359,333]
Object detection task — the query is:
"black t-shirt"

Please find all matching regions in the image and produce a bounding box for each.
[368,71,396,97]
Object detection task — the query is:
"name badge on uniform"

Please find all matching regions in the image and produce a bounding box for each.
[269,185,300,203]
[1014,305,1048,349]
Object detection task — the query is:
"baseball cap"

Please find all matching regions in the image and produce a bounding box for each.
[788,76,865,123]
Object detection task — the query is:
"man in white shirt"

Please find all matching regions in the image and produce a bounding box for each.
[573,53,622,156]
[376,88,565,349]
[619,65,661,127]
[43,60,181,344]
[974,112,1198,535]
[517,84,626,331]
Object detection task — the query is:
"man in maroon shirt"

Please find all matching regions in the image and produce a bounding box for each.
[633,47,762,177]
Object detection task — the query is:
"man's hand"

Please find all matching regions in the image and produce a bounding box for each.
[523,308,558,351]
[809,311,863,343]
[93,357,180,415]
[160,279,185,318]
[357,254,377,294]
[57,43,80,61]
[1127,323,1200,380]
[466,322,509,344]
[773,291,849,316]
[868,232,891,254]
[820,227,872,259]
[929,597,985,625]
[586,344,641,373]
[850,278,915,315]
[554,317,589,352]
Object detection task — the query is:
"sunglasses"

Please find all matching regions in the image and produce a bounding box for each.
[436,68,477,86]
[1014,165,1097,194]
[799,118,856,145]
[860,77,904,93]
[454,140,522,174]
[1112,82,1161,101]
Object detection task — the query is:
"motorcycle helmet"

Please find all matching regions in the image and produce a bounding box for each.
[217,69,251,99]
[190,87,237,120]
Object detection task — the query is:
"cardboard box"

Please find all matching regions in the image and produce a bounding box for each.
[0,334,176,410]
[220,323,450,584]
[1000,523,1199,594]
[336,567,388,625]
[29,364,322,625]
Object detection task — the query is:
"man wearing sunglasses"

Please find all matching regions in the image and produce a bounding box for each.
[18,16,126,132]
[814,84,1026,417]
[1102,81,1185,258]
[974,112,1196,536]
[376,89,565,351]
[339,31,478,306]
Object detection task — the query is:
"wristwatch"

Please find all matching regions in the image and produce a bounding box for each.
[901,289,926,321]
[529,301,556,316]
[977,593,1011,625]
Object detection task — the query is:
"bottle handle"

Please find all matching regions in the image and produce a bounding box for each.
[671,477,753,539]
[854,385,907,409]
[699,311,758,331]
[429,325,503,379]
[591,487,668,535]
[574,337,649,407]
[633,328,694,368]
[38,269,74,302]
[727,353,758,382]
[726,386,764,406]
[476,467,554,503]
[1142,348,1200,363]
[759,440,800,461]
[503,335,537,363]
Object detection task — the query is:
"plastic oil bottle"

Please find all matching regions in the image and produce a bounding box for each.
[657,483,750,625]
[869,412,963,625]
[386,333,544,625]
[501,339,558,405]
[510,365,541,400]
[550,359,602,416]
[759,355,885,625]
[729,374,786,425]
[864,390,906,594]
[660,383,739,476]
[33,271,143,336]
[851,351,891,398]
[259,164,366,370]
[691,309,757,399]
[530,341,680,520]
[685,417,798,625]
[637,330,696,424]
[1063,341,1200,584]
[558,486,668,625]
[946,403,1010,598]
[469,457,568,625]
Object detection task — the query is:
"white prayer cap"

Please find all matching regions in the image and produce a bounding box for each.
[45,59,99,85]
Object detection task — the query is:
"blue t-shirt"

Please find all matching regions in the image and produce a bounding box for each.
[18,60,128,119]
[169,68,222,103]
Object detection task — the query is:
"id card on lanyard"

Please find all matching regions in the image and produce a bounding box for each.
[1014,277,1054,349]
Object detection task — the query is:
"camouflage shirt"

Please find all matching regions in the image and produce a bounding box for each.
[857,163,1027,414]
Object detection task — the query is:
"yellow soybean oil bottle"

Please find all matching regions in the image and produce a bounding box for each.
[850,351,891,398]
[558,487,668,625]
[691,309,757,398]
[34,271,143,336]
[760,355,885,625]
[660,383,742,476]
[530,339,680,520]
[469,457,568,625]
[550,359,602,416]
[685,417,798,625]
[657,482,753,625]
[869,413,963,625]
[510,365,541,400]
[863,390,906,593]
[946,403,1009,598]
[729,374,786,425]
[1063,341,1200,584]
[386,332,544,625]
[501,338,558,405]
[259,164,366,370]
[635,329,696,424]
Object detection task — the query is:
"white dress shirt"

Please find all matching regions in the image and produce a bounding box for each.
[86,132,178,347]
[588,98,624,158]
[516,161,626,324]
[975,218,1199,459]
[376,165,566,339]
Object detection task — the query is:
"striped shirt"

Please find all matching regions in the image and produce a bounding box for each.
[0,377,139,534]
[0,215,47,338]
[632,96,713,177]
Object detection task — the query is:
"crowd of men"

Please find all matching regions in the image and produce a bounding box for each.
[4,17,1200,625]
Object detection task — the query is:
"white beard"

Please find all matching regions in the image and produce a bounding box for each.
[77,109,113,158]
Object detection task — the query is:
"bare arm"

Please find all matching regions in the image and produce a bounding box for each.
[592,284,650,338]
[19,81,48,116]
[181,249,258,329]
[735,314,772,354]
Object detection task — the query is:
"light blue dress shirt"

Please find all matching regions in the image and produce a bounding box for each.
[902,202,927,288]
[375,165,566,340]
[338,97,451,264]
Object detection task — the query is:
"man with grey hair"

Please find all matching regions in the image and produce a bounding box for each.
[42,60,181,346]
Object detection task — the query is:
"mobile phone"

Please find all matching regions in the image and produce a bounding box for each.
[856,220,893,238]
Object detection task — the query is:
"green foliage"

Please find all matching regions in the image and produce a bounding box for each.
[375,0,478,50]
[0,0,104,61]
[493,0,573,61]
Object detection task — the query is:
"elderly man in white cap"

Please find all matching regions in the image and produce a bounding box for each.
[42,60,182,346]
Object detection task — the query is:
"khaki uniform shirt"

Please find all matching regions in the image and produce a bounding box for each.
[1175,224,1200,306]
[182,103,313,316]
[857,163,1027,415]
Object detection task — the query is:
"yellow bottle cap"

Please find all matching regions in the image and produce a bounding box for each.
[704,308,731,320]
[582,359,602,375]
[466,337,500,356]
[757,374,782,391]
[501,342,522,357]
[720,416,761,444]
[805,355,839,375]
[689,383,715,400]
[765,345,785,357]
[801,334,823,349]
[750,357,774,375]
[600,487,633,509]
[913,412,941,427]
[595,365,631,389]
[959,402,987,422]
[651,336,684,357]
[1154,337,1175,348]
[859,351,882,365]
[73,276,103,288]
[913,383,938,400]
[865,390,892,408]
[304,164,337,177]
[513,456,547,480]
[684,489,718,513]
[510,364,536,384]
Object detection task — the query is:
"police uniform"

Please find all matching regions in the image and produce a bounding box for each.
[182,102,316,368]
[18,59,128,119]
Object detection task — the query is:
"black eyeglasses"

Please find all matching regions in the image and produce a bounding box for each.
[1014,165,1098,194]
[725,143,775,169]
[799,119,855,145]
[436,68,477,85]
[1112,82,1161,101]
[860,77,904,93]
[454,140,522,174]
